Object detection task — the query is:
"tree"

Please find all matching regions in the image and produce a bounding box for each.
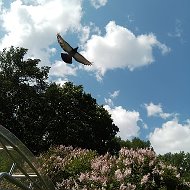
[42,82,119,154]
[0,46,50,154]
[0,46,119,154]
[159,152,190,182]
[114,136,151,150]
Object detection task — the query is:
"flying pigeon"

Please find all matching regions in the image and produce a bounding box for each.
[57,33,92,65]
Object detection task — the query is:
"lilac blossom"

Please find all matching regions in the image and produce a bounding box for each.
[39,146,190,190]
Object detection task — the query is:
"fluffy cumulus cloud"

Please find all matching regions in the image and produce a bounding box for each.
[145,102,173,119]
[83,21,170,80]
[90,0,108,9]
[149,119,190,154]
[49,60,78,77]
[104,105,141,139]
[0,0,83,68]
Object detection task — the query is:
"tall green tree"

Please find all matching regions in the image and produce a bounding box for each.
[159,152,190,182]
[114,136,151,150]
[0,46,50,154]
[42,82,119,154]
[0,46,119,154]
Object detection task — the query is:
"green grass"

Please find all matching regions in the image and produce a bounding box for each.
[0,149,14,172]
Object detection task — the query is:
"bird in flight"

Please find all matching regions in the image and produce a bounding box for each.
[57,33,92,65]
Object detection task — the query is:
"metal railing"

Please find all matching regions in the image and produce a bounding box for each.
[0,125,55,190]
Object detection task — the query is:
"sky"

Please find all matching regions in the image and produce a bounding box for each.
[0,0,190,155]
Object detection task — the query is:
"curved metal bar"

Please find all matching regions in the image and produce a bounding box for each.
[0,172,30,190]
[0,125,55,190]
[0,139,42,190]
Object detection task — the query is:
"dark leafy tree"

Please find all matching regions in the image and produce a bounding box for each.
[0,46,50,154]
[0,46,119,154]
[159,151,190,182]
[42,82,119,154]
[114,136,151,150]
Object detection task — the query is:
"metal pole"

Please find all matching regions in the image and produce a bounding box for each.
[0,172,31,190]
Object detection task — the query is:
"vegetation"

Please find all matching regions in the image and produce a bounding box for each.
[115,137,151,149]
[0,149,13,172]
[40,146,190,190]
[0,46,118,155]
[1,46,190,189]
[159,152,190,182]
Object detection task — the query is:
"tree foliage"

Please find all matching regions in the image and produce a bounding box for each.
[159,151,190,182]
[0,46,118,154]
[114,136,151,149]
[42,82,119,154]
[0,46,50,154]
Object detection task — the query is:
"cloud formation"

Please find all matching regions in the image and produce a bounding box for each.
[49,60,77,77]
[104,90,141,139]
[104,90,120,107]
[90,0,108,9]
[145,102,173,119]
[168,19,183,38]
[0,1,170,82]
[0,0,83,66]
[104,105,141,140]
[149,119,190,154]
[110,90,120,98]
[83,21,170,80]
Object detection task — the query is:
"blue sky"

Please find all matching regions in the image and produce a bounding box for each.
[0,0,190,154]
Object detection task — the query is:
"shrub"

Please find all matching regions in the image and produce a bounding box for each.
[39,146,190,190]
[39,145,97,183]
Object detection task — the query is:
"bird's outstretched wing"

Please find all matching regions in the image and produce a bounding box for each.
[57,33,72,53]
[73,52,92,65]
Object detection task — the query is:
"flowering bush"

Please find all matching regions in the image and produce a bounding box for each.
[39,145,97,183]
[40,146,190,190]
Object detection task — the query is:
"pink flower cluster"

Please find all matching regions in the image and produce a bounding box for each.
[40,146,190,190]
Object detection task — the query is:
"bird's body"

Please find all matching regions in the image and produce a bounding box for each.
[57,33,92,65]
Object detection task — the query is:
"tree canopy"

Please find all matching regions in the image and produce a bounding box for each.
[0,46,118,154]
[159,151,190,182]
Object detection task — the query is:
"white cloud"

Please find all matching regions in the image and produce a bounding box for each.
[149,119,190,154]
[82,21,170,80]
[54,77,68,86]
[79,26,90,45]
[168,19,183,38]
[90,0,108,9]
[104,98,114,107]
[104,105,141,140]
[0,0,83,67]
[104,90,120,107]
[145,102,173,119]
[110,90,120,98]
[145,102,162,117]
[0,1,3,12]
[49,60,78,77]
[79,22,101,46]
